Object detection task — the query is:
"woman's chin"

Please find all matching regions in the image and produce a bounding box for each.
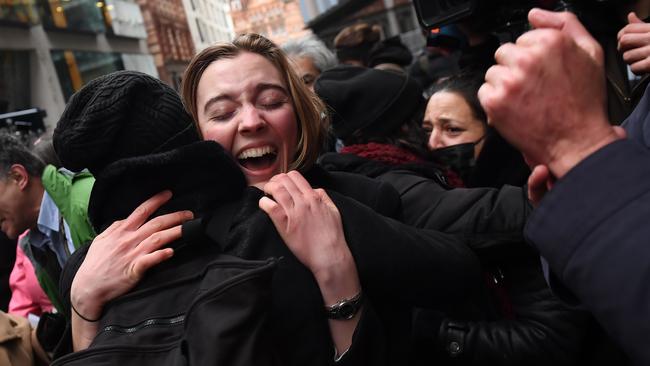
[241,165,280,189]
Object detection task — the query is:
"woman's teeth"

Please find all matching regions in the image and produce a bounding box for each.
[237,146,276,159]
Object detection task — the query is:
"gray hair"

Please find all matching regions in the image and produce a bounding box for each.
[0,132,45,178]
[282,36,338,73]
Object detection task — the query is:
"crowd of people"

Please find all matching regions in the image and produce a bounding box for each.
[1,1,650,365]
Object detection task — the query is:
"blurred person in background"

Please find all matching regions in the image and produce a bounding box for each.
[0,132,95,361]
[582,0,650,123]
[283,36,339,152]
[282,36,338,92]
[367,35,413,74]
[333,23,382,67]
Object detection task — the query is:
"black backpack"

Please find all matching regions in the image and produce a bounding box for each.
[52,215,278,366]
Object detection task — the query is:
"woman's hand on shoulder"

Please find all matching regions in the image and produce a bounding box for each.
[71,190,193,322]
[259,171,363,356]
[258,170,352,278]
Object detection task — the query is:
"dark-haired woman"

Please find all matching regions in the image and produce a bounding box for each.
[424,73,530,188]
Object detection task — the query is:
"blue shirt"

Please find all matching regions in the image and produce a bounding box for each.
[27,191,75,269]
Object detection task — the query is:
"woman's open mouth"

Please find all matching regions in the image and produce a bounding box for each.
[237,145,278,171]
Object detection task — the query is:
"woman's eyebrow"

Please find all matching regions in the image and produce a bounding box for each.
[255,83,288,95]
[203,94,233,114]
[203,83,289,113]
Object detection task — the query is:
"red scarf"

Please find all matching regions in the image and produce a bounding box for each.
[340,142,464,188]
[340,143,424,165]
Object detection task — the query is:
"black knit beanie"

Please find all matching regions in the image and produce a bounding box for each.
[53,70,199,175]
[314,65,424,140]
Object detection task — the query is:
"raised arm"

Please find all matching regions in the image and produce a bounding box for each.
[259,171,362,358]
[69,191,192,351]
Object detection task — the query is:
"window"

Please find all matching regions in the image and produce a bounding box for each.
[37,0,106,33]
[51,49,124,101]
[0,51,31,113]
[0,2,39,26]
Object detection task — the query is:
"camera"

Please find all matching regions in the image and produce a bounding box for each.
[412,0,619,32]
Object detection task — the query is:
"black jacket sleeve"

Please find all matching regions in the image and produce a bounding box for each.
[526,138,650,365]
[327,190,483,365]
[328,189,482,310]
[432,252,589,366]
[381,170,531,256]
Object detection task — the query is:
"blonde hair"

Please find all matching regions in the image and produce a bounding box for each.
[181,33,327,171]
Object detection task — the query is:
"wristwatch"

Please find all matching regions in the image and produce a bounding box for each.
[324,292,364,320]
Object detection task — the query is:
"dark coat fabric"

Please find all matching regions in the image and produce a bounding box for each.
[56,141,481,366]
[467,130,530,189]
[0,232,16,312]
[320,153,529,254]
[320,152,597,365]
[526,84,650,365]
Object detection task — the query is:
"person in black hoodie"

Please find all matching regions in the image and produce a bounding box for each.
[315,65,611,365]
[52,35,481,366]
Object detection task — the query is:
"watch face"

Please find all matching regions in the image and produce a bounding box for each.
[325,292,363,320]
[338,303,355,320]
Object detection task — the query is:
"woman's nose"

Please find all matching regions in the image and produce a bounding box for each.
[238,106,266,133]
[428,130,445,150]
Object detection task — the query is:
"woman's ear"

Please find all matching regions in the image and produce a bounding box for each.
[8,164,31,191]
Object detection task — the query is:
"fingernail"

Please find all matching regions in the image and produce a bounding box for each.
[185,211,194,219]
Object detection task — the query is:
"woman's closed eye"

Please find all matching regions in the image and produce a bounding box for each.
[258,88,289,110]
[259,100,286,110]
[210,110,236,122]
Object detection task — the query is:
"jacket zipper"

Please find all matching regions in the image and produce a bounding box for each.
[101,314,185,334]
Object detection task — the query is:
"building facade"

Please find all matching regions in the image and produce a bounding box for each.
[0,0,156,130]
[182,0,234,51]
[229,0,311,46]
[137,0,195,90]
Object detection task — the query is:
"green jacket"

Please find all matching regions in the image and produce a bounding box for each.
[19,165,96,315]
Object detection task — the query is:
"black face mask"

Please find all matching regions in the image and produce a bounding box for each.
[430,136,484,183]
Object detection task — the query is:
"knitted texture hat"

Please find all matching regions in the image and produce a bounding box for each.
[53,70,199,175]
[314,65,424,140]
